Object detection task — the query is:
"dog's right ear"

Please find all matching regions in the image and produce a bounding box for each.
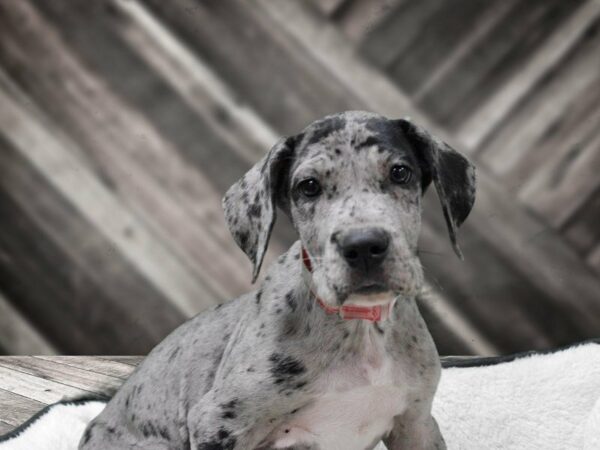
[222,137,295,282]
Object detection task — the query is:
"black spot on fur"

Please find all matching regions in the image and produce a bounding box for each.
[197,428,236,450]
[285,291,297,311]
[141,421,159,438]
[168,347,180,362]
[221,399,239,420]
[356,136,379,150]
[269,353,306,385]
[305,116,346,147]
[81,425,93,445]
[248,202,261,218]
[238,231,249,248]
[255,289,262,305]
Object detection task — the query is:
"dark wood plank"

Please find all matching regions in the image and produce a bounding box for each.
[458,0,600,150]
[0,133,184,354]
[588,238,600,273]
[386,0,495,94]
[0,292,56,356]
[417,0,584,128]
[359,0,443,69]
[478,14,600,188]
[419,200,575,352]
[518,123,600,229]
[332,0,405,42]
[143,0,359,135]
[562,188,600,258]
[0,0,266,302]
[308,0,350,17]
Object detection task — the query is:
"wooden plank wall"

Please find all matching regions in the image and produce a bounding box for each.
[0,0,598,357]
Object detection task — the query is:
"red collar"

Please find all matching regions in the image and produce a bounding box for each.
[301,247,393,322]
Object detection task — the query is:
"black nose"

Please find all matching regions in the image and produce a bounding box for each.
[339,228,390,273]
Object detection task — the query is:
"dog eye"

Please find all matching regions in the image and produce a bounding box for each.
[297,178,322,198]
[390,165,412,185]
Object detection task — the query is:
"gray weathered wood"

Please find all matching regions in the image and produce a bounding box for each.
[0,292,56,356]
[0,357,140,433]
[479,14,600,187]
[0,0,252,304]
[0,357,123,395]
[333,0,405,43]
[458,0,600,150]
[0,388,45,426]
[0,102,186,353]
[0,421,13,435]
[417,0,581,128]
[34,356,136,380]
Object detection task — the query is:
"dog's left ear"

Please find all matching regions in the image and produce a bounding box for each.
[222,137,295,282]
[395,119,476,259]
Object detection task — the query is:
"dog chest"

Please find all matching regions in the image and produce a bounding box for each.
[266,334,407,450]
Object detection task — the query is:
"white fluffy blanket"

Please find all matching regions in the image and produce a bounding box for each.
[2,340,599,450]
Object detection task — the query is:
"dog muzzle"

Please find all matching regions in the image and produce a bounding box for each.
[300,247,394,322]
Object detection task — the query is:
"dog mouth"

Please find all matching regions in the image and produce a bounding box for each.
[353,283,388,295]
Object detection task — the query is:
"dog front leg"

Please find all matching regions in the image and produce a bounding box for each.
[383,413,446,450]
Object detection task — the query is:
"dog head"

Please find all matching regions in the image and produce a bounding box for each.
[223,111,475,306]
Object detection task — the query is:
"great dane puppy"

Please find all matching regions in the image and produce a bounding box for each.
[79,111,476,450]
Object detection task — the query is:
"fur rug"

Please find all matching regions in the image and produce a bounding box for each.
[2,340,599,450]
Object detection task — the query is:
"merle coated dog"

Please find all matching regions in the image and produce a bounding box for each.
[78,111,476,450]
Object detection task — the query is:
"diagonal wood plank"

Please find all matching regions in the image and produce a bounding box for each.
[0,421,12,435]
[416,0,582,129]
[34,356,136,380]
[0,292,56,356]
[99,356,144,367]
[479,14,600,184]
[0,388,45,427]
[6,0,288,296]
[114,0,278,163]
[0,1,245,304]
[459,0,600,150]
[0,76,210,317]
[0,357,122,395]
[0,365,93,404]
[0,101,186,353]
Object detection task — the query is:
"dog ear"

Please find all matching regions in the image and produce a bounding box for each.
[396,119,476,259]
[222,137,295,282]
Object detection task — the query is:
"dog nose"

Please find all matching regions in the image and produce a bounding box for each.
[339,228,390,272]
